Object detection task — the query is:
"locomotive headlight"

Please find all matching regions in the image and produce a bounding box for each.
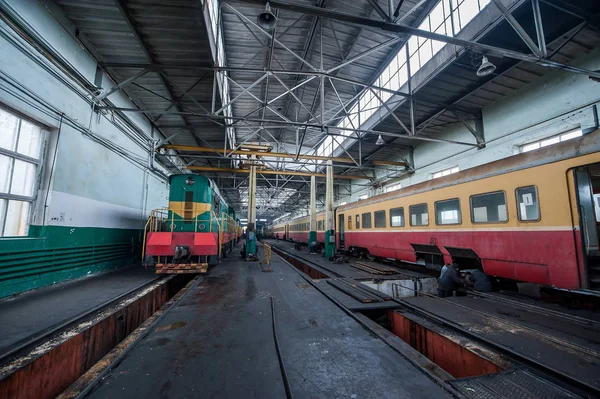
[198,223,206,230]
[186,177,195,186]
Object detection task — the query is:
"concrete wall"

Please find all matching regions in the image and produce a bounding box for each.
[339,48,600,203]
[0,0,170,297]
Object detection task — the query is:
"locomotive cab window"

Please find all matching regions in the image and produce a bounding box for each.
[470,191,508,223]
[355,214,360,229]
[409,204,429,226]
[390,207,405,227]
[374,210,386,228]
[516,186,540,221]
[362,212,372,229]
[435,199,461,225]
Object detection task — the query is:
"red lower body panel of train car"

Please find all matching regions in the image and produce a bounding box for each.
[343,229,579,289]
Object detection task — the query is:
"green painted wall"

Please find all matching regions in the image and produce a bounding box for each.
[0,225,141,298]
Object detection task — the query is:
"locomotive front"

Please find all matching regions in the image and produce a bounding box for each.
[143,174,221,273]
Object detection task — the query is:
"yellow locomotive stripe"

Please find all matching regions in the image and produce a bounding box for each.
[168,202,212,219]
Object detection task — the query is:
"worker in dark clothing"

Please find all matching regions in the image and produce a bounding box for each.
[466,269,493,292]
[438,263,467,297]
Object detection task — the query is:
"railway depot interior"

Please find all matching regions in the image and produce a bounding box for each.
[1,0,600,398]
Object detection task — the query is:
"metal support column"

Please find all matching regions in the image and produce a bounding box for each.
[309,175,317,253]
[246,155,257,258]
[324,160,336,258]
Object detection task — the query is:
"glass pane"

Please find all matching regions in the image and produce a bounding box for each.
[17,120,42,158]
[410,204,429,226]
[356,214,360,229]
[560,130,582,141]
[4,200,30,236]
[436,199,461,225]
[521,142,540,153]
[0,154,13,193]
[516,186,540,221]
[0,108,19,151]
[10,160,37,197]
[390,207,404,227]
[362,213,372,228]
[374,210,386,228]
[0,199,5,233]
[471,192,507,223]
[540,136,560,147]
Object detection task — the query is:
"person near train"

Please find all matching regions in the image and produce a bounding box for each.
[438,263,467,297]
[465,269,493,292]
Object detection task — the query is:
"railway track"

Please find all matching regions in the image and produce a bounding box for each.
[269,243,600,398]
[0,276,164,366]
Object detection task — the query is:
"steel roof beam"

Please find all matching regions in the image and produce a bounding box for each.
[491,0,544,57]
[232,0,600,79]
[187,166,369,179]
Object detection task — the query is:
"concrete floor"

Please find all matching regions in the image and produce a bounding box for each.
[85,247,453,399]
[0,266,157,354]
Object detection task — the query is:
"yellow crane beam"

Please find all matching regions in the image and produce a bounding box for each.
[160,144,407,167]
[186,166,370,180]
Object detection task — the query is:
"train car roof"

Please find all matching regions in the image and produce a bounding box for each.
[338,129,600,212]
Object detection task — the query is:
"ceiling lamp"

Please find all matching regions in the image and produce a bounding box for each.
[477,56,496,77]
[376,134,385,145]
[257,2,277,31]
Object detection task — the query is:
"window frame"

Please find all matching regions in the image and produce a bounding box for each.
[0,106,47,237]
[435,198,462,226]
[362,212,372,229]
[389,207,405,227]
[515,185,541,222]
[374,210,386,228]
[409,203,429,226]
[355,214,360,229]
[469,190,509,224]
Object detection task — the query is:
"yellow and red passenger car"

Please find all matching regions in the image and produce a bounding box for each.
[275,130,600,291]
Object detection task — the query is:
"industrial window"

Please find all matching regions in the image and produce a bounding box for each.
[430,166,459,180]
[516,186,540,221]
[355,214,360,229]
[374,210,386,228]
[520,129,582,153]
[409,204,429,226]
[390,207,405,227]
[435,198,461,225]
[384,183,401,193]
[362,212,372,228]
[0,107,45,237]
[470,191,508,223]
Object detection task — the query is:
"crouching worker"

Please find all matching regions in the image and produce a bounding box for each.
[465,269,493,292]
[438,263,467,297]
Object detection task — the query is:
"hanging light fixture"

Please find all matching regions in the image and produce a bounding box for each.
[477,56,496,77]
[257,2,277,31]
[376,134,385,145]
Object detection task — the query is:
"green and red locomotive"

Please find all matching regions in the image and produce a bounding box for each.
[143,174,240,274]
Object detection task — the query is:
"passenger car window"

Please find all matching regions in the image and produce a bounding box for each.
[516,186,540,221]
[348,215,352,230]
[409,204,429,226]
[356,214,360,229]
[470,191,508,223]
[435,199,461,225]
[374,210,386,228]
[362,212,372,228]
[390,207,404,227]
